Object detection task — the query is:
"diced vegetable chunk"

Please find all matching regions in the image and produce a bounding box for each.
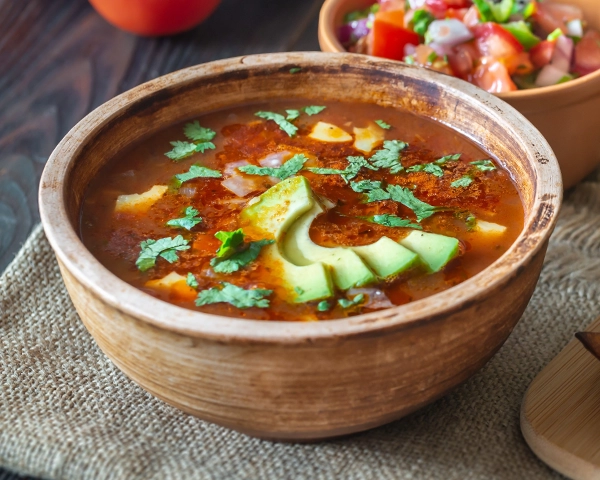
[115,185,168,213]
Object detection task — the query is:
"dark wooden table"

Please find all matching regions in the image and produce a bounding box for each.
[0,0,321,477]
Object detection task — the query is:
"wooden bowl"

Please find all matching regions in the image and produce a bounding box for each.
[318,0,600,189]
[39,52,562,441]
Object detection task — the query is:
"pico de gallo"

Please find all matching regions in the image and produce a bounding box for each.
[339,0,600,92]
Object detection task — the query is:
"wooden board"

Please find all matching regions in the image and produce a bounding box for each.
[521,316,600,480]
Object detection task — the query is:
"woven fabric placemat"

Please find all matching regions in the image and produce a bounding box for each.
[1,170,599,480]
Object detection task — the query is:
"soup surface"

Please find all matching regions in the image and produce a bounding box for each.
[81,100,524,321]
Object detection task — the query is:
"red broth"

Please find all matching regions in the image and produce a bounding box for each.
[80,100,524,321]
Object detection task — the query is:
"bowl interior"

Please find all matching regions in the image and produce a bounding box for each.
[40,52,561,341]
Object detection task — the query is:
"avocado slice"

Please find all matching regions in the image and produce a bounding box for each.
[239,176,334,303]
[352,237,419,278]
[260,244,334,303]
[239,176,314,240]
[399,231,460,273]
[282,202,377,290]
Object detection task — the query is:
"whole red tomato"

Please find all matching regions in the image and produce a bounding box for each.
[89,0,221,36]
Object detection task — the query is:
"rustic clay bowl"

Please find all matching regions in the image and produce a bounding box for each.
[318,0,600,189]
[39,52,562,441]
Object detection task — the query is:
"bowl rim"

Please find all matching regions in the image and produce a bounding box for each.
[39,52,562,345]
[318,0,600,100]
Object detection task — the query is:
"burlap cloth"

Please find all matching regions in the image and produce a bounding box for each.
[1,170,599,480]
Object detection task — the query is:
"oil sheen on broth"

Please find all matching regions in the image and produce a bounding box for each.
[81,101,524,321]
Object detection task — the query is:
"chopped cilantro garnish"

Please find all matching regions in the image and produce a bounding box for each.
[210,239,274,274]
[166,206,202,230]
[338,294,365,309]
[350,179,382,193]
[186,272,199,289]
[427,51,438,64]
[374,119,391,130]
[286,109,300,121]
[404,55,416,65]
[165,122,216,160]
[470,159,497,172]
[195,282,272,309]
[294,286,305,295]
[184,121,216,143]
[411,9,435,36]
[370,140,408,174]
[238,153,308,180]
[289,67,302,74]
[342,156,377,182]
[303,106,326,116]
[436,154,461,164]
[366,188,392,202]
[136,236,190,272]
[451,176,474,188]
[407,154,460,177]
[387,185,439,222]
[356,181,439,222]
[308,156,375,183]
[255,111,298,137]
[317,300,330,312]
[367,214,423,230]
[214,229,245,258]
[407,163,444,177]
[173,164,222,187]
[165,141,197,161]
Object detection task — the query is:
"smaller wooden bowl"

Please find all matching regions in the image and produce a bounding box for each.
[39,52,562,441]
[318,0,600,189]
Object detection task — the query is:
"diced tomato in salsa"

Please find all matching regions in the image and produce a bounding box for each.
[371,10,420,61]
[530,40,555,69]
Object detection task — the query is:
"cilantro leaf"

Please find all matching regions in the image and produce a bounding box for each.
[184,121,216,142]
[435,154,461,165]
[367,214,423,230]
[342,156,377,182]
[187,272,199,289]
[255,111,298,137]
[195,282,272,309]
[173,164,222,187]
[317,300,330,312]
[470,159,496,172]
[308,156,375,183]
[307,167,346,175]
[451,175,474,188]
[370,140,408,174]
[165,141,197,161]
[387,185,439,222]
[289,67,302,74]
[286,109,300,121]
[407,163,444,177]
[303,106,326,116]
[350,180,382,193]
[194,142,216,154]
[338,294,365,309]
[210,239,274,274]
[465,213,477,231]
[136,236,190,272]
[366,188,391,202]
[238,153,308,180]
[166,206,202,230]
[374,119,391,130]
[214,229,245,258]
